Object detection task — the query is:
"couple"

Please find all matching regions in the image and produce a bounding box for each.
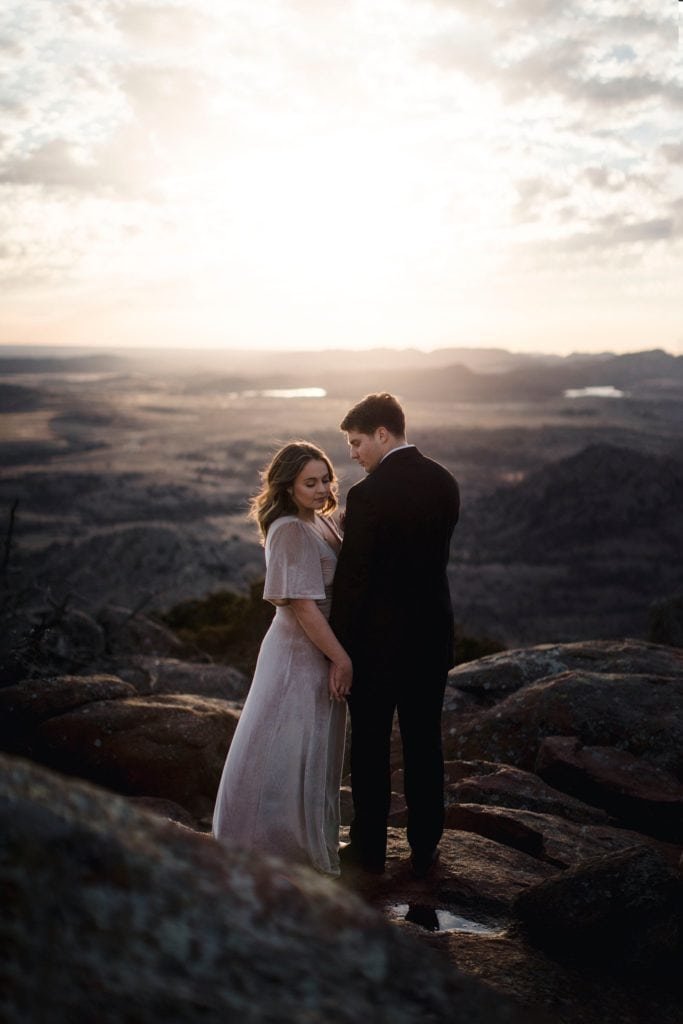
[212,393,460,879]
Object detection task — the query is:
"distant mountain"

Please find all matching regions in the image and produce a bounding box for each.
[0,353,127,375]
[2,345,680,402]
[459,443,683,563]
[321,349,683,402]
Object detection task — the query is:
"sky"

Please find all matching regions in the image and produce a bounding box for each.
[0,0,681,355]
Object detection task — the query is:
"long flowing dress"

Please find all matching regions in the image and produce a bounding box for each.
[212,515,347,876]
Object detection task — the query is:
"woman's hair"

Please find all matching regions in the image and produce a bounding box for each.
[339,392,406,437]
[249,441,338,541]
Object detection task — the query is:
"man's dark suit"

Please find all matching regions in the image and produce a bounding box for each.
[330,445,460,867]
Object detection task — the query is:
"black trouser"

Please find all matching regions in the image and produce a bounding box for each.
[347,666,447,865]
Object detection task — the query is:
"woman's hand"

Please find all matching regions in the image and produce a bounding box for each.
[328,655,352,702]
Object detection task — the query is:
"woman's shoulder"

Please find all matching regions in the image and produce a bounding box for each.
[269,514,300,529]
[268,515,302,532]
[265,515,307,546]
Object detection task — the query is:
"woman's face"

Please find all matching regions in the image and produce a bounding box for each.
[291,459,331,515]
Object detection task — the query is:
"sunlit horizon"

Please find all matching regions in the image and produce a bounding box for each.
[1,1,681,357]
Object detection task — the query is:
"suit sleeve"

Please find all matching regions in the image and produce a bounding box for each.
[329,483,378,648]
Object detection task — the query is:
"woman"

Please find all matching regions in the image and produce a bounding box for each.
[212,441,351,876]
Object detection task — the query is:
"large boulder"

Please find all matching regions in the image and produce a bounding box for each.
[37,607,107,670]
[513,846,683,970]
[536,736,683,842]
[32,692,240,818]
[0,754,542,1023]
[0,674,137,754]
[96,604,188,657]
[112,655,251,702]
[425,828,557,915]
[444,670,683,778]
[446,763,610,826]
[443,803,677,870]
[446,640,683,709]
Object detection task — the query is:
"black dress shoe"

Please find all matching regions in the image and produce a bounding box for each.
[409,848,439,879]
[339,843,385,875]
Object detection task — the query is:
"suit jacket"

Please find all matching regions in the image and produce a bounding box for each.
[330,446,460,679]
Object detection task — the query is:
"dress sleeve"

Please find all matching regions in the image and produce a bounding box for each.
[263,519,326,603]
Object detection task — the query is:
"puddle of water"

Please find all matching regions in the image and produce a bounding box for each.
[388,902,501,934]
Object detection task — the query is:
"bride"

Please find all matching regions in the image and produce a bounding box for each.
[212,441,351,876]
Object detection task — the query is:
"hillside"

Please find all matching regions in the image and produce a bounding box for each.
[459,443,683,561]
[451,444,683,646]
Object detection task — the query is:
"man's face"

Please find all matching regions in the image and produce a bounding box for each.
[345,430,384,474]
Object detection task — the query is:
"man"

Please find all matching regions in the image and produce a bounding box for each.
[330,393,460,877]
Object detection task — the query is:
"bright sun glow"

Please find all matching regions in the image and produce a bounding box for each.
[0,0,681,353]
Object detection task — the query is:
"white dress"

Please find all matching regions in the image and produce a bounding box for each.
[212,515,347,876]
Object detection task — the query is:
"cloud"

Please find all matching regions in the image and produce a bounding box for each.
[660,142,683,165]
[1,0,680,353]
[113,2,208,45]
[0,139,102,189]
[423,0,679,118]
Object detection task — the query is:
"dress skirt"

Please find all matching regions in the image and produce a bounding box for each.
[212,516,347,876]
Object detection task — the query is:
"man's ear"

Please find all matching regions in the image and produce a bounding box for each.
[376,426,388,444]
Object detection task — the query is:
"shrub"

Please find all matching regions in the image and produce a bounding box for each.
[157,580,274,674]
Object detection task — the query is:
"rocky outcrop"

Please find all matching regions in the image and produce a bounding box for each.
[536,736,683,841]
[445,639,683,709]
[33,692,240,819]
[445,762,610,825]
[444,669,683,779]
[96,604,188,657]
[0,674,137,753]
[112,655,250,702]
[0,754,541,1024]
[0,675,240,819]
[513,846,683,970]
[443,803,677,869]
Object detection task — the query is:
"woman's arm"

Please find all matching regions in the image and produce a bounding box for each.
[289,599,352,701]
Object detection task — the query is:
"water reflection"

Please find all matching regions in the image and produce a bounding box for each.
[563,386,625,399]
[390,903,501,934]
[240,387,327,399]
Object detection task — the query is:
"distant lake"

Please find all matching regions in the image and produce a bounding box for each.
[563,386,625,399]
[238,388,327,399]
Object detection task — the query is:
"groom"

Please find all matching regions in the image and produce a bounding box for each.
[330,393,460,877]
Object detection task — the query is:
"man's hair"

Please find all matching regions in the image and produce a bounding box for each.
[340,392,406,437]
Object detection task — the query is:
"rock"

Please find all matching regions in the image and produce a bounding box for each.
[116,655,251,701]
[97,604,187,658]
[412,828,557,916]
[446,639,683,710]
[443,803,677,870]
[435,922,682,1024]
[536,736,683,841]
[344,827,556,920]
[341,828,681,1024]
[0,754,541,1023]
[128,796,200,829]
[447,764,610,826]
[444,670,683,778]
[37,607,106,669]
[0,674,137,754]
[445,805,545,860]
[443,759,503,783]
[33,693,241,818]
[513,846,683,970]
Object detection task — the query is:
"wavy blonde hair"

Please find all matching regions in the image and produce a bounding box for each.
[249,441,338,541]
